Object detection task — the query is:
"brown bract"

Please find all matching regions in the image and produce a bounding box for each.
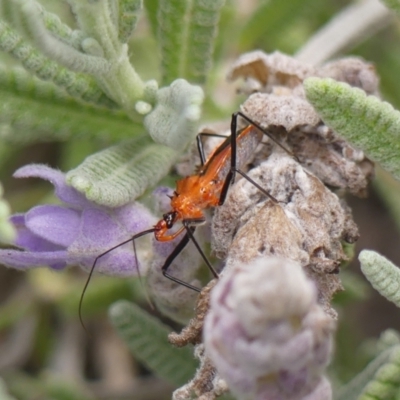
[169,279,217,347]
[228,50,378,95]
[212,153,359,318]
[169,51,374,399]
[169,280,227,400]
[229,50,375,197]
[228,51,317,89]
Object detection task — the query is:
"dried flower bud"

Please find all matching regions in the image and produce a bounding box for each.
[212,153,359,316]
[203,256,335,400]
[227,50,375,196]
[173,343,227,400]
[228,51,316,90]
[319,57,379,95]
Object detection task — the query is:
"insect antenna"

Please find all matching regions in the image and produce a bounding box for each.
[131,236,156,310]
[79,228,156,332]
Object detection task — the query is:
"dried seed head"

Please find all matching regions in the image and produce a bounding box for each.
[172,343,228,400]
[170,51,372,399]
[228,50,375,196]
[228,51,317,90]
[241,92,320,131]
[228,50,378,95]
[169,279,217,347]
[319,57,379,95]
[212,153,359,316]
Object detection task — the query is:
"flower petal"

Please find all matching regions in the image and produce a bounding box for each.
[74,208,126,251]
[14,164,90,207]
[76,248,139,277]
[25,205,81,247]
[0,249,68,270]
[68,207,155,276]
[10,213,65,251]
[113,202,157,234]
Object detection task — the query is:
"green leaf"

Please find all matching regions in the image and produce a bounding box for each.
[359,250,400,307]
[37,1,87,52]
[118,0,143,43]
[66,135,178,207]
[304,77,400,181]
[19,0,111,76]
[158,0,189,85]
[183,0,226,84]
[109,300,198,386]
[377,330,400,352]
[0,20,115,107]
[336,346,396,400]
[144,79,204,150]
[158,0,225,85]
[67,0,146,113]
[0,68,140,143]
[358,346,400,400]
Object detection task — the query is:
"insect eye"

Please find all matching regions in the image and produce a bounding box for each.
[163,211,177,229]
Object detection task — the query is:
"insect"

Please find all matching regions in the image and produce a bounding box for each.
[80,112,293,320]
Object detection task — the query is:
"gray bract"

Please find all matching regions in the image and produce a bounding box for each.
[203,257,335,400]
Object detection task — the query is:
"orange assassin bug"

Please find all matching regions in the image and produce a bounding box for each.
[80,111,293,315]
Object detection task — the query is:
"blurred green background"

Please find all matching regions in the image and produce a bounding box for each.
[1,0,400,399]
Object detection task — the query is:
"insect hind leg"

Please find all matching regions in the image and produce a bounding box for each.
[234,111,296,159]
[161,221,219,292]
[196,131,230,166]
[219,111,288,206]
[161,227,201,292]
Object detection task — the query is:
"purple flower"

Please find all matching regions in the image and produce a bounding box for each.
[0,164,157,276]
[203,256,335,400]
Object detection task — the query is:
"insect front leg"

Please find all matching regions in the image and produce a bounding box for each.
[161,226,201,292]
[183,219,219,279]
[196,132,230,166]
[235,111,296,158]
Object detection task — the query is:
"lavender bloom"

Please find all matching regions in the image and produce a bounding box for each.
[203,256,335,400]
[0,164,157,276]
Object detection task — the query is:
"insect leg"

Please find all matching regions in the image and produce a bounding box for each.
[234,169,278,202]
[218,112,241,205]
[219,112,280,206]
[196,132,230,166]
[161,227,202,292]
[79,228,156,329]
[235,111,297,159]
[183,219,219,279]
